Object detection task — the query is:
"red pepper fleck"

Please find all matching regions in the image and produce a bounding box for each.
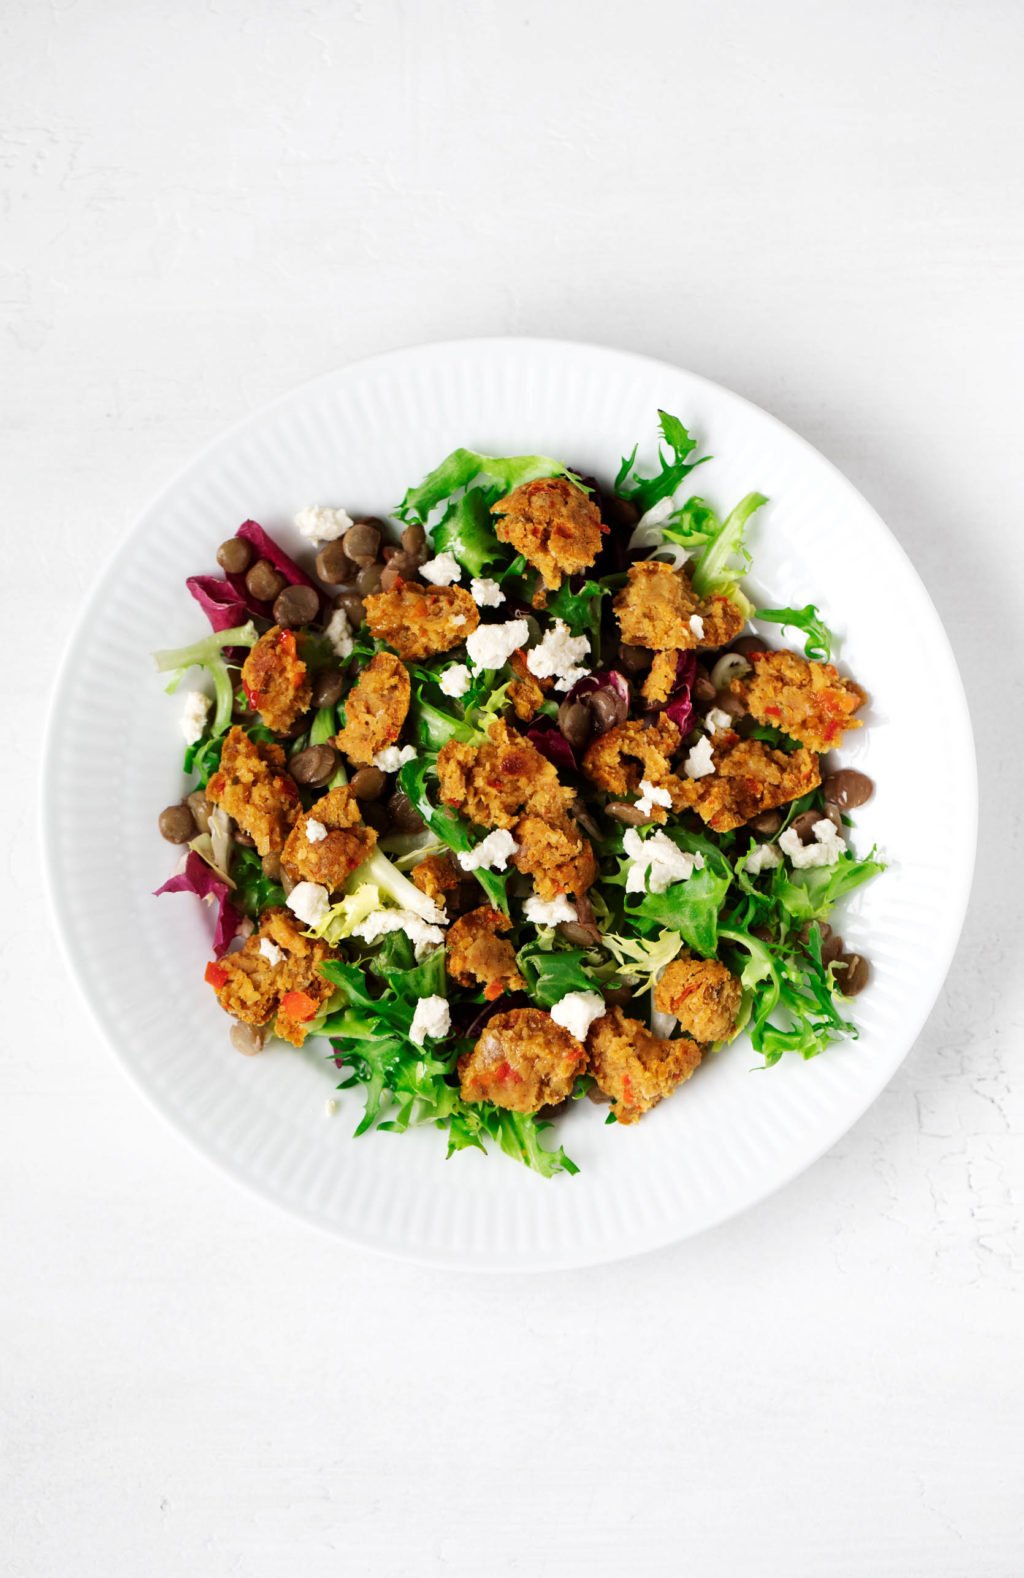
[483,980,504,1002]
[496,1059,522,1084]
[280,990,318,1022]
[765,705,782,718]
[205,961,229,991]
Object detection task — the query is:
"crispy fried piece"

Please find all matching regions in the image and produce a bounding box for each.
[458,1007,586,1113]
[437,718,572,830]
[206,907,335,1047]
[364,580,479,661]
[654,955,742,1044]
[207,726,301,855]
[446,906,526,997]
[679,736,821,833]
[411,852,461,908]
[241,626,312,734]
[491,476,603,592]
[731,648,866,752]
[507,646,551,723]
[614,562,745,652]
[581,714,686,818]
[334,651,411,767]
[587,1006,703,1124]
[512,813,597,900]
[641,649,681,706]
[280,785,377,890]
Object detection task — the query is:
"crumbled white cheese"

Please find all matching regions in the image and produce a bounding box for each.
[623,828,705,895]
[525,619,591,692]
[684,735,716,780]
[466,617,530,672]
[523,891,577,926]
[744,842,782,875]
[550,990,606,1043]
[409,994,452,1046]
[351,907,445,959]
[324,604,353,659]
[457,828,518,872]
[180,689,211,746]
[325,1098,339,1117]
[305,818,328,844]
[470,577,505,608]
[294,505,354,544]
[420,552,463,586]
[259,937,284,966]
[689,614,705,640]
[286,881,331,928]
[373,744,417,774]
[779,819,845,869]
[635,778,673,816]
[439,663,472,698]
[704,706,733,734]
[451,614,467,626]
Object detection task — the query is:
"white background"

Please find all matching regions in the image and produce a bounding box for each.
[3,1,1022,1573]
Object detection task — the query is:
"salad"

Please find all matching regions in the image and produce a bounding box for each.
[154,412,883,1178]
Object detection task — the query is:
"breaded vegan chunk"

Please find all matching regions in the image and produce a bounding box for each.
[491,476,604,592]
[446,906,525,997]
[587,1007,703,1124]
[335,651,411,767]
[641,650,683,707]
[614,561,745,652]
[678,736,821,833]
[458,1007,586,1113]
[581,714,686,817]
[731,648,866,752]
[437,718,572,830]
[411,852,462,910]
[654,955,742,1044]
[241,626,312,734]
[205,907,335,1047]
[507,647,551,723]
[512,813,597,900]
[207,726,301,855]
[281,785,377,890]
[364,580,479,661]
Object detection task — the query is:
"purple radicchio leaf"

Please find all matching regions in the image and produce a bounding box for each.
[659,651,698,733]
[186,575,251,634]
[154,850,245,959]
[526,722,578,773]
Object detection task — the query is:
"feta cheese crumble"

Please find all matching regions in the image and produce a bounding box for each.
[550,991,606,1043]
[466,618,530,672]
[704,706,733,734]
[409,994,452,1046]
[180,689,211,747]
[294,504,354,544]
[286,881,331,928]
[623,828,705,895]
[744,842,782,876]
[373,744,417,774]
[439,663,472,698]
[469,577,504,608]
[635,778,673,816]
[305,818,328,844]
[420,552,463,586]
[526,619,591,692]
[457,828,519,872]
[523,891,577,926]
[351,908,445,959]
[259,938,284,966]
[779,819,845,869]
[324,604,354,659]
[689,614,705,640]
[683,735,716,780]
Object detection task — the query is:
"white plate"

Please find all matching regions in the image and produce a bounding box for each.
[42,339,976,1270]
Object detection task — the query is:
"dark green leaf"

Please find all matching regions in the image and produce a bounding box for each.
[756,604,834,662]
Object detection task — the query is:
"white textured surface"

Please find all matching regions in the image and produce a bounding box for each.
[41,339,976,1266]
[3,2,1022,1573]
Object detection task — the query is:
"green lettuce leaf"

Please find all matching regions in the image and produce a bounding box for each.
[756,604,833,662]
[615,411,705,513]
[397,448,577,524]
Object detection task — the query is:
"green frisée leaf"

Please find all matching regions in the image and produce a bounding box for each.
[397,447,578,525]
[756,603,834,662]
[431,489,506,577]
[156,622,260,738]
[230,845,286,919]
[516,944,601,1007]
[770,849,886,925]
[545,579,610,644]
[690,492,767,606]
[601,929,685,994]
[632,859,732,957]
[615,410,705,513]
[719,925,856,1065]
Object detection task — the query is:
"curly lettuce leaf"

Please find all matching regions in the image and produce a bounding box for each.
[397,448,577,525]
[600,928,685,994]
[615,410,705,514]
[756,603,833,663]
[431,489,506,577]
[515,944,601,1007]
[689,492,767,606]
